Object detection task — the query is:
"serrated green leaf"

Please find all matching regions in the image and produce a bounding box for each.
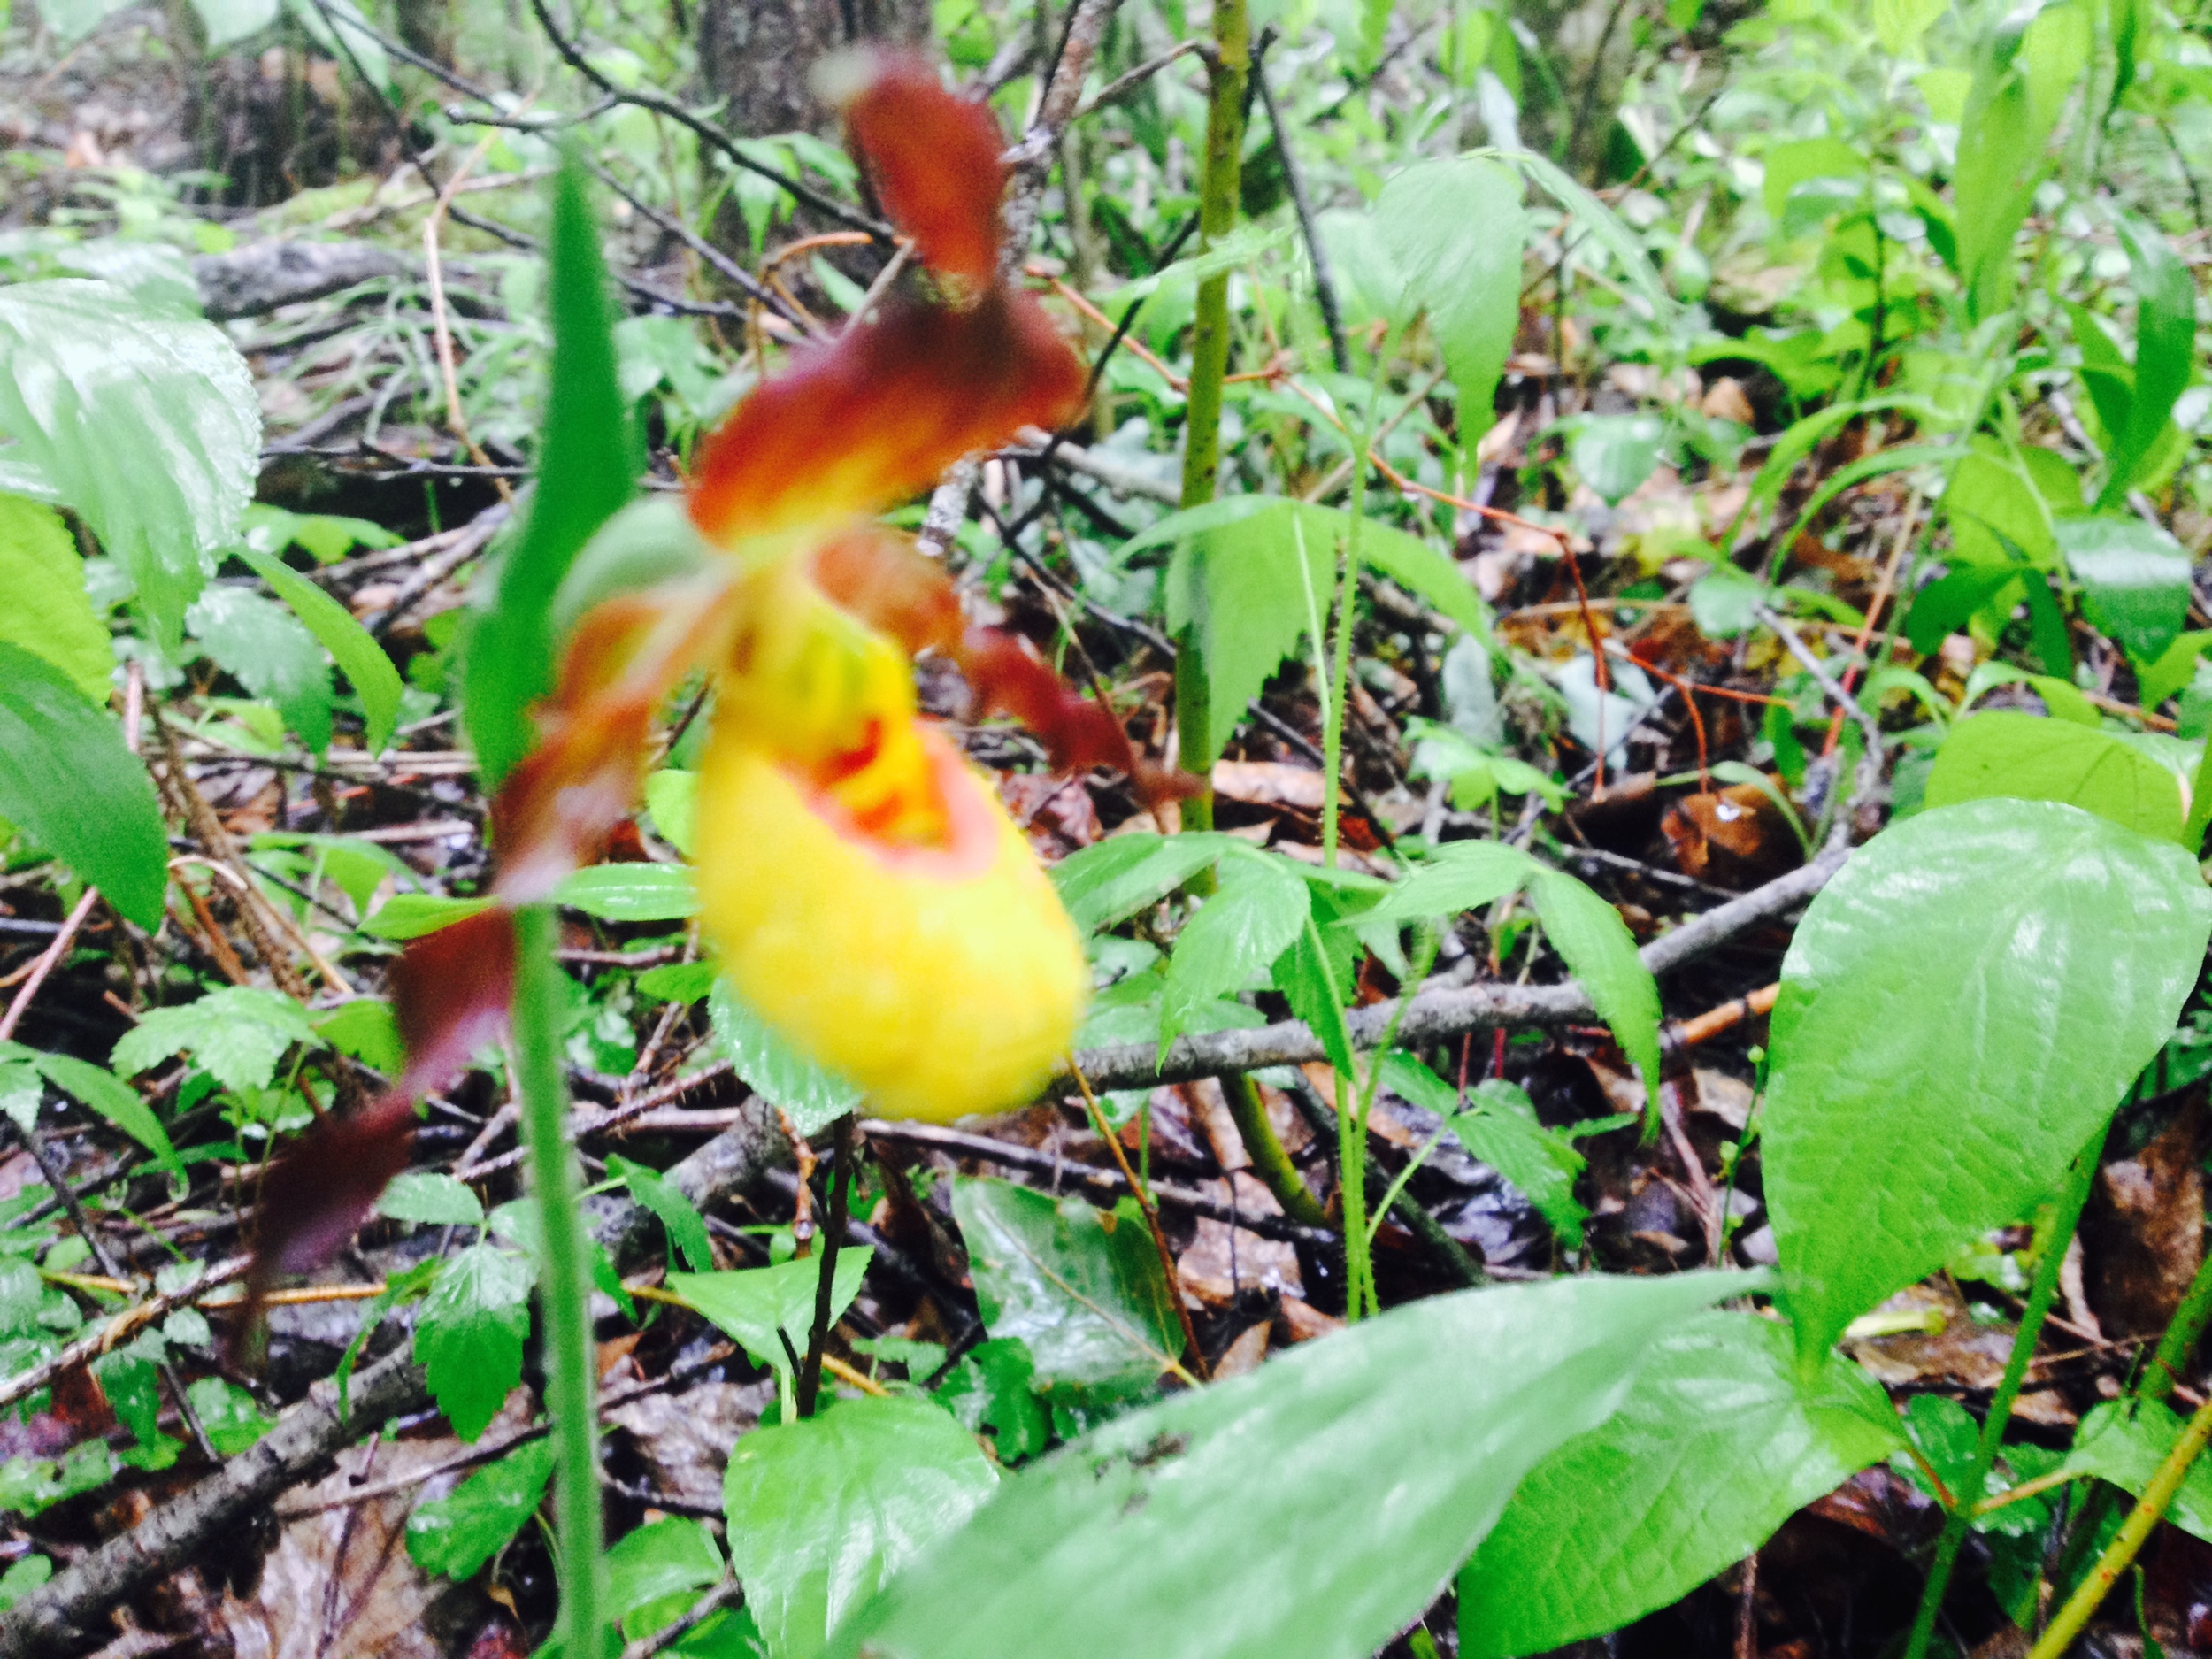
[0,280,259,649]
[951,1178,1181,1398]
[2061,1399,2212,1542]
[1370,841,1533,925]
[832,1271,1757,1659]
[726,1396,997,1659]
[0,641,167,930]
[1051,833,1236,934]
[1926,710,2184,842]
[1763,800,2212,1363]
[707,978,862,1133]
[1373,157,1524,448]
[234,547,403,754]
[935,1336,1049,1463]
[1456,1310,1902,1657]
[186,583,334,751]
[414,1242,534,1441]
[1161,857,1309,1053]
[376,1171,486,1228]
[406,1436,556,1579]
[668,1251,872,1383]
[0,493,111,702]
[111,985,321,1094]
[30,1051,181,1184]
[555,863,699,921]
[464,158,641,788]
[1443,1079,1589,1248]
[315,998,404,1074]
[185,1377,276,1455]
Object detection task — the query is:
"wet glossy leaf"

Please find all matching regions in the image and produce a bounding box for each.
[555,863,700,921]
[832,1271,1757,1659]
[375,1171,486,1228]
[726,1395,998,1659]
[1051,833,1236,933]
[406,1436,556,1579]
[186,583,334,751]
[1763,800,2212,1361]
[951,1177,1181,1399]
[2057,515,2192,664]
[668,1251,872,1384]
[357,893,495,941]
[415,1242,534,1441]
[707,979,863,1134]
[1457,1311,1901,1657]
[608,1516,725,1640]
[0,641,167,930]
[936,1336,1050,1463]
[0,493,111,701]
[0,282,259,649]
[1925,710,2183,841]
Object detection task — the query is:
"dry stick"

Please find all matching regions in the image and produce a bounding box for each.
[2027,1384,2212,1659]
[1250,33,1348,374]
[1071,39,1210,119]
[1817,494,1921,761]
[1067,1060,1208,1381]
[1057,848,1847,1092]
[1664,983,1779,1053]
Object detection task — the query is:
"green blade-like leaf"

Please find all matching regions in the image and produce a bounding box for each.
[0,280,259,650]
[553,863,700,921]
[0,641,167,930]
[951,1178,1182,1398]
[186,584,334,751]
[1763,799,2212,1363]
[1374,157,1525,449]
[726,1396,998,1659]
[0,493,111,702]
[1925,710,2184,842]
[2061,1399,2212,1544]
[25,1050,182,1186]
[1457,1310,1902,1658]
[1050,833,1238,934]
[2098,216,2196,509]
[830,1271,1760,1659]
[464,158,642,788]
[1367,841,1533,926]
[234,547,404,754]
[1525,869,1662,1108]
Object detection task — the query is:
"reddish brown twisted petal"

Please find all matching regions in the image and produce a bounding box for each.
[389,908,518,1096]
[688,289,1085,543]
[808,525,964,659]
[491,575,739,903]
[956,626,1201,810]
[827,50,1008,288]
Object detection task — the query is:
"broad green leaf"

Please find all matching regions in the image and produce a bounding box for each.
[951,1178,1181,1398]
[1763,800,2212,1362]
[1161,856,1310,1052]
[831,1271,1757,1659]
[234,547,403,754]
[357,893,495,940]
[0,494,111,701]
[1564,415,1663,506]
[726,1396,998,1659]
[187,584,334,751]
[1925,710,2184,842]
[1050,833,1236,933]
[2056,515,2193,664]
[1271,910,1360,1078]
[315,998,404,1073]
[464,160,641,788]
[406,1437,556,1578]
[708,979,863,1134]
[668,1251,872,1383]
[414,1242,534,1441]
[1688,565,1773,641]
[189,0,279,48]
[1941,442,2055,572]
[555,863,700,921]
[2136,631,2212,710]
[25,1049,181,1184]
[185,1377,276,1455]
[1438,1078,1589,1248]
[637,959,718,1003]
[1873,0,1949,58]
[2060,1399,2212,1543]
[0,1555,52,1610]
[111,985,321,1094]
[1481,149,1675,321]
[1760,137,1867,223]
[0,281,259,649]
[935,1336,1050,1463]
[1373,157,1525,449]
[1456,1310,1902,1658]
[608,1153,714,1273]
[1952,6,2083,320]
[2098,217,2196,509]
[1370,841,1533,925]
[1139,500,1484,757]
[375,1171,486,1228]
[0,641,167,930]
[644,768,698,858]
[607,1516,726,1640]
[0,1441,116,1518]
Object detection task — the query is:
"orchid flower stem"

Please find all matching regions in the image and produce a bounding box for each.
[1901,1127,2105,1659]
[795,1113,856,1418]
[512,903,605,1659]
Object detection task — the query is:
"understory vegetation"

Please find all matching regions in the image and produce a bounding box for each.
[2,0,2212,1654]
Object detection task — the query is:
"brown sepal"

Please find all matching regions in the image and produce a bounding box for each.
[833,51,1009,288]
[956,626,1200,810]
